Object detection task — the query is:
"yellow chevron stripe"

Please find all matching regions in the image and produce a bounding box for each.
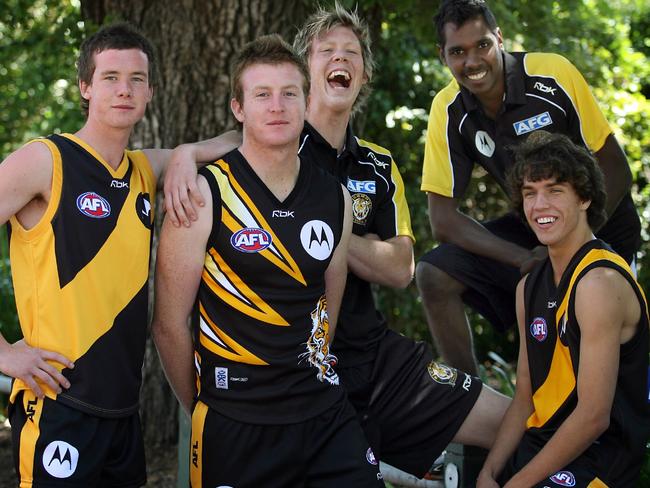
[198,302,268,365]
[203,248,289,326]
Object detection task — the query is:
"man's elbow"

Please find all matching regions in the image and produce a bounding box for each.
[430,218,452,243]
[391,261,414,289]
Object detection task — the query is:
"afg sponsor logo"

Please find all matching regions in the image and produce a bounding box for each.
[514,111,553,136]
[530,317,548,342]
[347,178,376,194]
[550,470,576,486]
[42,440,79,479]
[230,228,272,253]
[76,192,111,218]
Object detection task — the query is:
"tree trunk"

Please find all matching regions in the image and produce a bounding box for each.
[80,0,311,448]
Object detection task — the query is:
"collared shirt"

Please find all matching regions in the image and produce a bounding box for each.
[421,51,640,260]
[300,122,414,365]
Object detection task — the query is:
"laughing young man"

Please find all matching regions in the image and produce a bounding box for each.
[477,131,649,488]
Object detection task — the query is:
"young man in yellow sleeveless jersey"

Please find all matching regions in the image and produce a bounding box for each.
[477,131,649,487]
[0,23,233,487]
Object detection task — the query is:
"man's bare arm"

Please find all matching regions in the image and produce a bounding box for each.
[323,188,352,339]
[152,176,213,415]
[0,141,74,397]
[348,234,413,288]
[477,277,534,487]
[428,192,546,274]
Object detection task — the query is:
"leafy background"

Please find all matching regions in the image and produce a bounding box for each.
[1,0,648,482]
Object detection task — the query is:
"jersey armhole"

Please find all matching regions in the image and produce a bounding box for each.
[9,138,63,241]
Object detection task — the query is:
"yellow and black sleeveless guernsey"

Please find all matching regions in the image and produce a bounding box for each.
[521,239,650,486]
[8,133,156,418]
[421,51,640,260]
[195,149,345,424]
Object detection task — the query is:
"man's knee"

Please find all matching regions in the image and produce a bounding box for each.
[415,261,464,299]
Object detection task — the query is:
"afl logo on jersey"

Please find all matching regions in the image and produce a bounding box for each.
[549,470,576,486]
[76,192,111,218]
[231,228,272,253]
[530,317,548,342]
[300,220,334,261]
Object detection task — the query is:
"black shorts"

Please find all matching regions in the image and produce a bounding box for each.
[189,397,384,487]
[419,213,536,331]
[419,212,638,331]
[501,431,640,487]
[9,390,145,487]
[338,330,482,478]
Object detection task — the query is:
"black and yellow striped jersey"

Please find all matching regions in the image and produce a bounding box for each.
[299,122,414,365]
[523,239,650,486]
[421,52,639,258]
[9,133,156,417]
[195,149,346,424]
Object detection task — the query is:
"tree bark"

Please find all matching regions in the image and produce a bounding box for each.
[80,0,311,448]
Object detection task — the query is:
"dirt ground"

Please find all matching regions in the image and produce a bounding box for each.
[0,423,178,488]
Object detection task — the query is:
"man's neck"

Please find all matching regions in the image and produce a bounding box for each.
[75,122,131,170]
[549,232,596,285]
[239,141,300,202]
[307,106,351,154]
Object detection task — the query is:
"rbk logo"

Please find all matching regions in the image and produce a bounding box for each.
[42,440,79,478]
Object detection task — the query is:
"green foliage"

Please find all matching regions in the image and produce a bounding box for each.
[0,225,19,344]
[357,0,650,369]
[0,0,85,156]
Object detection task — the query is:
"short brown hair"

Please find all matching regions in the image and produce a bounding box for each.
[508,130,607,231]
[230,34,310,105]
[77,22,155,115]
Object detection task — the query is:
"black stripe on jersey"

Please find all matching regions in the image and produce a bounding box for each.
[49,135,131,288]
[56,282,148,417]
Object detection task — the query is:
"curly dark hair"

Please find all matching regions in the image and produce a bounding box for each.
[434,0,498,47]
[508,130,607,231]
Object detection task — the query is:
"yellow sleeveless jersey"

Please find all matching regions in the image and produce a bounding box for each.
[9,133,156,417]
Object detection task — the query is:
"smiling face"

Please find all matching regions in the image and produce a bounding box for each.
[440,16,504,106]
[307,25,367,115]
[231,62,307,150]
[79,48,152,130]
[522,177,591,250]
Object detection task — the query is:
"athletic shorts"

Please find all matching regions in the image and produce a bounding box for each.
[189,396,384,488]
[338,330,483,478]
[9,390,145,488]
[419,212,638,331]
[500,431,641,487]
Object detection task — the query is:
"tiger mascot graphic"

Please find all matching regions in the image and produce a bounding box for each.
[300,295,339,385]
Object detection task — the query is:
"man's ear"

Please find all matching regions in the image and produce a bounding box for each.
[79,79,91,103]
[437,44,447,66]
[495,27,504,49]
[230,98,244,123]
[580,199,592,211]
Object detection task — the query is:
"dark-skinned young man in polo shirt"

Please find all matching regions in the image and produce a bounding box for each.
[415,0,640,375]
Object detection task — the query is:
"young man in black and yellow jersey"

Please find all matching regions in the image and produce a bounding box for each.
[477,130,649,487]
[151,35,385,487]
[416,0,641,376]
[0,23,234,487]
